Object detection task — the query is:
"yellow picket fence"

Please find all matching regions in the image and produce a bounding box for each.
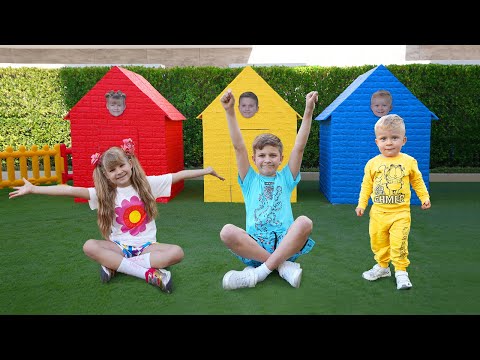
[0,144,72,189]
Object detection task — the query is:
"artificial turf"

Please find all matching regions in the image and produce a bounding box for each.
[1,180,479,315]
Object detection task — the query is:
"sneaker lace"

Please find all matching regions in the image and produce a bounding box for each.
[373,265,386,276]
[396,272,409,284]
[234,273,253,287]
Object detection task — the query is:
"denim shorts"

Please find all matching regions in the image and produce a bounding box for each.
[231,231,315,267]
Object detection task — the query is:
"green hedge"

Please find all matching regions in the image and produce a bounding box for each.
[1,64,479,169]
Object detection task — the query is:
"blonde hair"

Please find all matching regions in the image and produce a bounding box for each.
[375,114,406,136]
[92,146,158,239]
[252,133,283,155]
[371,89,392,105]
[105,90,126,101]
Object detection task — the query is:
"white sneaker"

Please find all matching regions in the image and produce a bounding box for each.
[280,261,301,269]
[362,264,391,281]
[243,266,255,271]
[395,270,413,290]
[278,261,303,288]
[222,268,257,290]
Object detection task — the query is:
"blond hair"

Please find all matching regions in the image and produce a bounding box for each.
[371,89,392,105]
[375,114,406,136]
[252,133,283,155]
[92,146,158,239]
[105,90,126,101]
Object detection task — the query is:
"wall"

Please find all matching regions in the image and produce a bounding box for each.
[0,46,253,68]
[406,45,480,63]
[2,45,480,67]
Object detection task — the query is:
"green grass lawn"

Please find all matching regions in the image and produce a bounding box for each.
[1,180,479,315]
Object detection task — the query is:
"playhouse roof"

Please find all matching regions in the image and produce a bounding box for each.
[315,64,439,121]
[65,66,185,121]
[196,66,302,119]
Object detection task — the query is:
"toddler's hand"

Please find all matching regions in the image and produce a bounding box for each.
[421,200,431,210]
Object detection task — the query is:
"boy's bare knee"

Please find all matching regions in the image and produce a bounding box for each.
[297,215,313,233]
[220,224,236,243]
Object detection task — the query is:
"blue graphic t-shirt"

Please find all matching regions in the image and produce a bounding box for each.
[239,166,300,238]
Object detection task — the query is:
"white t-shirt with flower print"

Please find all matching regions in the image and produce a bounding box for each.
[88,174,172,247]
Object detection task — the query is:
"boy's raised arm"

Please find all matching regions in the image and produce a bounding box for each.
[288,91,318,178]
[220,89,250,180]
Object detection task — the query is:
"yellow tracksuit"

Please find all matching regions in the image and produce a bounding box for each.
[357,153,430,271]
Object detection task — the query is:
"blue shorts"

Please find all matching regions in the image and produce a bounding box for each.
[112,240,152,258]
[231,231,315,267]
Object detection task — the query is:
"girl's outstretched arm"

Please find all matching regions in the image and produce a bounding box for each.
[171,167,225,184]
[9,177,90,199]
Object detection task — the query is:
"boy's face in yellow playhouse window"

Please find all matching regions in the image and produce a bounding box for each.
[106,91,126,117]
[238,92,259,118]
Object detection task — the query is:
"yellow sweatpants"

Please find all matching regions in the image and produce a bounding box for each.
[368,209,411,272]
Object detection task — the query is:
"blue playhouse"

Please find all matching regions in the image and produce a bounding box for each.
[315,64,439,205]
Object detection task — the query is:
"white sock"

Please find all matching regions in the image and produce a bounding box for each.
[117,258,148,280]
[127,253,151,268]
[254,263,272,282]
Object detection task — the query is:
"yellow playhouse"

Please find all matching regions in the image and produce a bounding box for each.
[197,66,302,203]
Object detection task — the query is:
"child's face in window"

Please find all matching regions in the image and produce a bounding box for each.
[238,97,259,118]
[370,97,392,117]
[107,98,126,117]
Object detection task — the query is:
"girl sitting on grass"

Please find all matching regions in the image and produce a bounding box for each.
[9,138,224,294]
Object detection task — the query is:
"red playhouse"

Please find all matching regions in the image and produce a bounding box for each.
[64,66,186,203]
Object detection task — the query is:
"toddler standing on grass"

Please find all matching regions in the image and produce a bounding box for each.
[355,114,431,290]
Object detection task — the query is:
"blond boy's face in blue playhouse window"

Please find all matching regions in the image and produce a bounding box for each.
[370,93,392,117]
